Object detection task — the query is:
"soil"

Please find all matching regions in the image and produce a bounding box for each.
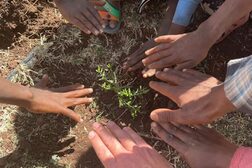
[0,0,252,168]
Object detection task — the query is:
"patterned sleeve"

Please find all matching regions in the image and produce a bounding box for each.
[224,55,252,114]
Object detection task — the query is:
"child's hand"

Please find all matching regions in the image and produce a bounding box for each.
[25,75,93,122]
[54,0,104,35]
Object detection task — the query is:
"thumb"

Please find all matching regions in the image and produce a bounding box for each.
[35,74,49,88]
[150,108,187,124]
[61,107,83,123]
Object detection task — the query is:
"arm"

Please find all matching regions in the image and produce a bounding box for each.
[0,78,33,107]
[144,0,252,70]
[0,76,93,122]
[197,0,252,46]
[224,55,252,114]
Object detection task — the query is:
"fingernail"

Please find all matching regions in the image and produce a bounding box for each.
[88,88,93,93]
[88,131,96,139]
[95,30,99,35]
[87,30,91,34]
[78,85,85,89]
[107,120,115,126]
[150,113,158,121]
[102,24,106,28]
[164,68,170,72]
[155,71,161,76]
[142,59,147,65]
[151,122,157,128]
[80,118,84,123]
[87,98,93,102]
[143,73,148,78]
[93,122,101,129]
[149,81,154,86]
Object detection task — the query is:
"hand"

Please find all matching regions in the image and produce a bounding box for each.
[54,0,104,35]
[143,31,212,70]
[123,39,157,72]
[88,121,172,168]
[149,69,236,124]
[25,75,93,122]
[151,122,238,168]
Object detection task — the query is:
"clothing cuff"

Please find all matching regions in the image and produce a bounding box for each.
[224,56,252,114]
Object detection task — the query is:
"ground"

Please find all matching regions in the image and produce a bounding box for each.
[0,0,252,168]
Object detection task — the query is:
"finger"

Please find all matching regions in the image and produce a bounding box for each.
[86,8,103,32]
[88,131,115,167]
[142,68,157,78]
[107,121,136,151]
[182,69,213,81]
[151,122,187,153]
[154,35,178,43]
[35,74,49,88]
[72,18,91,34]
[148,56,176,69]
[173,123,195,134]
[60,107,82,123]
[93,122,125,155]
[66,97,93,107]
[128,61,144,72]
[142,50,172,66]
[87,5,104,28]
[64,88,93,98]
[78,13,99,35]
[123,127,149,147]
[51,84,85,92]
[124,50,144,70]
[175,61,195,70]
[155,69,189,85]
[150,108,187,124]
[158,122,191,143]
[145,43,171,56]
[149,81,178,103]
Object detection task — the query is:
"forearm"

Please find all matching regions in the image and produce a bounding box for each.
[0,78,32,107]
[197,0,252,46]
[158,0,179,35]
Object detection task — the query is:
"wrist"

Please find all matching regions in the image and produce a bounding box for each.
[15,86,34,108]
[196,22,222,47]
[213,84,236,115]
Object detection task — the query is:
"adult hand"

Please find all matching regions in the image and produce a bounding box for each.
[143,31,212,70]
[54,0,104,35]
[151,122,238,168]
[149,69,236,124]
[88,121,172,168]
[25,75,93,122]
